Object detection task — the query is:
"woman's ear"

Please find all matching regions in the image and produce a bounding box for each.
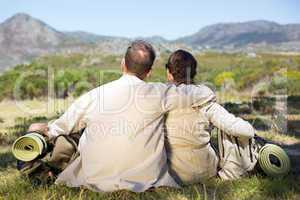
[146,69,152,78]
[167,69,174,82]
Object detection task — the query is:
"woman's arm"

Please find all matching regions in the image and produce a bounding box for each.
[200,101,255,138]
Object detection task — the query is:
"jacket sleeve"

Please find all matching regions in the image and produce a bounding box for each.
[47,91,94,139]
[200,101,255,138]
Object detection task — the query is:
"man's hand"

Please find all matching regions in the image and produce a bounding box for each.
[28,123,49,137]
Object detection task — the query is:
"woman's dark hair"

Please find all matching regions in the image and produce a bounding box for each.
[166,50,197,84]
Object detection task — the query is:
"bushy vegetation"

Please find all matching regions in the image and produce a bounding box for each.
[0,52,299,101]
[193,53,300,94]
[0,54,123,100]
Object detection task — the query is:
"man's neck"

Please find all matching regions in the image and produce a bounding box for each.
[123,72,145,81]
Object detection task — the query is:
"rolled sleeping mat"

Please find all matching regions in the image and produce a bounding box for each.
[258,144,291,178]
[12,132,47,162]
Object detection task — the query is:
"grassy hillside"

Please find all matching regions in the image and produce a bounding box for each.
[0,52,300,199]
[0,52,299,101]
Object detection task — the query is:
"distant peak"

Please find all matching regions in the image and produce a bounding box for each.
[212,20,279,27]
[1,13,37,25]
[13,12,31,17]
[10,13,33,20]
[0,13,62,36]
[244,20,279,25]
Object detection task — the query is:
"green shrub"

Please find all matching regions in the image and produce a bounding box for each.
[270,75,288,94]
[214,72,234,87]
[74,81,93,97]
[286,70,300,95]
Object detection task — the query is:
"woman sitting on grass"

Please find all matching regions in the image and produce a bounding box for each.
[164,50,259,184]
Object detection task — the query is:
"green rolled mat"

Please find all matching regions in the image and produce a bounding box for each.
[258,144,291,178]
[12,132,47,162]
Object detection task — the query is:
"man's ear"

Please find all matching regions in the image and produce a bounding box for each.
[121,58,127,73]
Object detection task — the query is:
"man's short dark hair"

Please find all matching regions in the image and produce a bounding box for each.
[125,40,156,76]
[166,50,197,84]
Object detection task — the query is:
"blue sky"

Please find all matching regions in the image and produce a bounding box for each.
[0,0,299,39]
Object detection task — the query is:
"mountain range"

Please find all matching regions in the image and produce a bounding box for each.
[0,13,300,71]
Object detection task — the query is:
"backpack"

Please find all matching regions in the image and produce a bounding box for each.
[216,128,260,180]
